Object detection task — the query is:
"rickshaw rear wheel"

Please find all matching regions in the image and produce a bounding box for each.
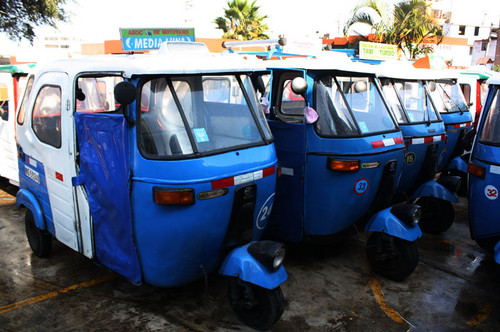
[416,197,455,234]
[25,210,52,257]
[227,277,284,331]
[366,232,418,282]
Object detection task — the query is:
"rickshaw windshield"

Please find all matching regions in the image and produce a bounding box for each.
[138,74,272,158]
[431,82,468,113]
[391,81,439,123]
[314,75,397,137]
[478,88,500,145]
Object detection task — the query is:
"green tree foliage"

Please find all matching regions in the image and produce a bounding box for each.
[214,0,269,40]
[384,0,442,59]
[0,0,69,43]
[344,0,443,59]
[343,0,392,42]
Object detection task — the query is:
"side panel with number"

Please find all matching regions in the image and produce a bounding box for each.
[469,158,500,238]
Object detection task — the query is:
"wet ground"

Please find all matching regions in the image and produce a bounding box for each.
[0,177,499,331]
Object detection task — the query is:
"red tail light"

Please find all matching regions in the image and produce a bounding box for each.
[153,187,195,205]
[467,162,485,179]
[327,158,360,172]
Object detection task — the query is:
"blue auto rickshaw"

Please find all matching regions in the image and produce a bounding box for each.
[377,64,461,234]
[15,45,287,330]
[467,75,500,260]
[428,72,474,178]
[254,55,422,281]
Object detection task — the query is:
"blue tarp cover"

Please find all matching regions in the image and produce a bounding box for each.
[74,112,142,284]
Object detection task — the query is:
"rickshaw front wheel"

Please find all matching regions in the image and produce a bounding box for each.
[25,209,52,257]
[366,232,418,282]
[227,277,284,331]
[475,236,500,253]
[416,197,455,234]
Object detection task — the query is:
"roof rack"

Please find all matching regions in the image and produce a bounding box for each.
[222,38,315,60]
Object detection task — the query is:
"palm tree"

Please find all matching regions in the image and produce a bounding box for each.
[214,0,269,40]
[344,0,443,59]
[343,0,393,42]
[384,0,443,59]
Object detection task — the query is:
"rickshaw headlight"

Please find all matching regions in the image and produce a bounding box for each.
[390,204,421,227]
[248,241,286,270]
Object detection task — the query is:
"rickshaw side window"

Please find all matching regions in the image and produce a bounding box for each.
[280,79,306,118]
[17,75,28,101]
[0,83,8,121]
[76,76,124,113]
[396,81,438,122]
[461,83,471,106]
[381,81,408,124]
[17,75,34,125]
[32,85,62,148]
[479,90,500,144]
[429,82,447,113]
[337,76,396,134]
[239,74,273,141]
[436,83,468,113]
[315,78,358,137]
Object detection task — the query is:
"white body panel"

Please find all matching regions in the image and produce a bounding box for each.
[0,72,20,185]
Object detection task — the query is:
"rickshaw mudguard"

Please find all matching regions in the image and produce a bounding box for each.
[364,207,422,241]
[73,113,142,285]
[447,155,468,173]
[219,243,288,290]
[16,189,45,230]
[410,180,459,202]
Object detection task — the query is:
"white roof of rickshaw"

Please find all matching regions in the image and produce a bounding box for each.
[33,50,266,78]
[263,52,380,75]
[374,60,444,80]
[486,74,500,85]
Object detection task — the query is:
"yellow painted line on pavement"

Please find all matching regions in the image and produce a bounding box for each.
[466,304,491,326]
[0,274,116,314]
[369,278,405,324]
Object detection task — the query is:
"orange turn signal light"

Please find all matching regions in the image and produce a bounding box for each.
[327,158,360,172]
[153,187,195,205]
[467,162,485,179]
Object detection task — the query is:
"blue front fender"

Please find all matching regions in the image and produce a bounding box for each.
[495,241,500,265]
[219,242,288,290]
[447,156,468,173]
[16,189,45,230]
[410,180,459,203]
[365,207,422,241]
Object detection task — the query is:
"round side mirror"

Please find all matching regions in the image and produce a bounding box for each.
[353,81,367,93]
[114,81,137,106]
[291,77,308,96]
[428,81,436,92]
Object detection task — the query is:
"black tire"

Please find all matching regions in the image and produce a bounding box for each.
[227,277,284,331]
[366,232,419,282]
[475,236,500,253]
[25,209,52,257]
[416,197,455,234]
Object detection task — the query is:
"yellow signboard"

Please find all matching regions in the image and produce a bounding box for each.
[359,42,398,60]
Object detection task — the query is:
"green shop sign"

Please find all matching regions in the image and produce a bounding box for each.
[359,42,397,61]
[120,28,195,51]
